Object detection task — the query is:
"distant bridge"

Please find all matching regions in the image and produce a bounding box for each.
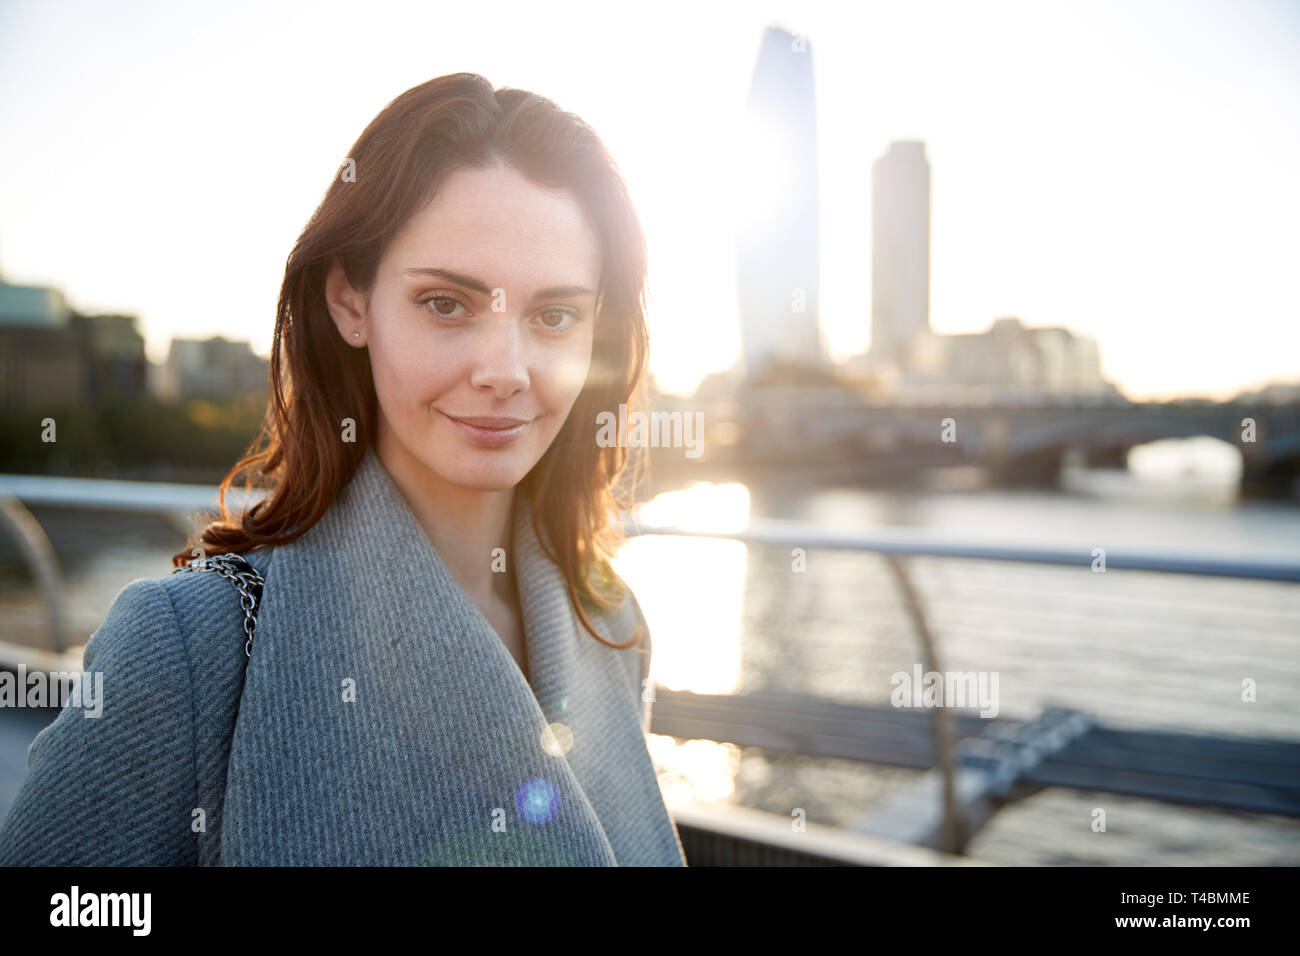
[722,395,1300,496]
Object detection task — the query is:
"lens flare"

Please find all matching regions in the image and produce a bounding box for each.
[516,778,560,824]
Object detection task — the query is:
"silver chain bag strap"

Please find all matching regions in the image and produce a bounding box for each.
[171,553,265,657]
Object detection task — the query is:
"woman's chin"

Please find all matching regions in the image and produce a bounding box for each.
[438,460,533,492]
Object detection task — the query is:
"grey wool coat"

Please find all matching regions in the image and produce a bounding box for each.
[0,446,687,866]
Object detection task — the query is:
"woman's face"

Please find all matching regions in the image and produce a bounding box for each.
[328,164,600,492]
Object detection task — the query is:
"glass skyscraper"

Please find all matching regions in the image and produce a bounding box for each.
[735,26,826,381]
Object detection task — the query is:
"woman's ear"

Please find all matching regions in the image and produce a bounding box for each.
[325,257,368,348]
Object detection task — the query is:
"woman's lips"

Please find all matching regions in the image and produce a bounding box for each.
[442,411,532,447]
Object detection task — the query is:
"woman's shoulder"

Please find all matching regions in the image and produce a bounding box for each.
[583,566,650,646]
[157,544,275,603]
[0,546,277,865]
[605,574,655,733]
[593,571,652,691]
[609,574,649,649]
[91,545,278,679]
[165,543,276,585]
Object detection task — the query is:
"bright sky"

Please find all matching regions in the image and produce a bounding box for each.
[1,0,1297,401]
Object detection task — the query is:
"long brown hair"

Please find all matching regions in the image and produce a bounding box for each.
[173,73,650,650]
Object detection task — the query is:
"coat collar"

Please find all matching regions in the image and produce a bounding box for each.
[220,445,684,865]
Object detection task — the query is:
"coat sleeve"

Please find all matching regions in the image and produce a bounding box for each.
[0,578,199,865]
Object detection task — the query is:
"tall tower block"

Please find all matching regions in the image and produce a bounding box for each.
[735,26,826,381]
[871,141,931,366]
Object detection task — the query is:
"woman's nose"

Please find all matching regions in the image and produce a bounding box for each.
[468,315,530,397]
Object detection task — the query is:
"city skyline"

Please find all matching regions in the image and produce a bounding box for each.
[1,0,1297,401]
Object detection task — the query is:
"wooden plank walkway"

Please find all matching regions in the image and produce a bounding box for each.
[648,688,1300,819]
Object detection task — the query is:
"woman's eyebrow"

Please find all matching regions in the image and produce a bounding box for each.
[401,267,595,301]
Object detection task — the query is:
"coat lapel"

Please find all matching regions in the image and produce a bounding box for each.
[219,446,683,866]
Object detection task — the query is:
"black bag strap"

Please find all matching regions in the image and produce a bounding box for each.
[171,553,265,658]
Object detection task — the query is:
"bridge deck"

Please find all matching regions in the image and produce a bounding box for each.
[649,688,1300,819]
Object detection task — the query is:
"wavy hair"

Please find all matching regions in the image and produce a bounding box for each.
[173,73,650,649]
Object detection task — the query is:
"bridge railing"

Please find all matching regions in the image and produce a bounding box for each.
[622,515,1300,582]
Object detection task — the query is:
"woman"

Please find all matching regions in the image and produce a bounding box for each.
[0,73,686,867]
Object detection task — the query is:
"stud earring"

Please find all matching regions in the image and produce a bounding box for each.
[352,331,360,339]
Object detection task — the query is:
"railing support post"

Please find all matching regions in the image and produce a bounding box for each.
[0,492,66,653]
[885,554,963,854]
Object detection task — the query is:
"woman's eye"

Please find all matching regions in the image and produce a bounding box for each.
[422,295,467,319]
[538,308,579,332]
[420,296,578,330]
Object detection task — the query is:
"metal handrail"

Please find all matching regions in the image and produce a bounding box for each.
[622,516,1300,582]
[0,473,264,514]
[3,472,1298,581]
